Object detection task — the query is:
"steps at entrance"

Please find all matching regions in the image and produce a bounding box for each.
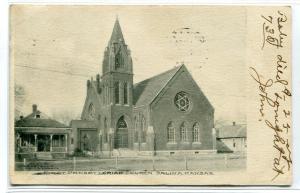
[113,148,137,157]
[36,152,53,160]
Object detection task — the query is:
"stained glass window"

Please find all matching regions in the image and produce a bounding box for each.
[174,91,190,112]
[117,116,127,128]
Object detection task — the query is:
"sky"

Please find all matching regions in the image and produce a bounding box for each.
[12,5,247,123]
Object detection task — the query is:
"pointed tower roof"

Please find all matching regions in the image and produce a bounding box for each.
[109,17,125,44]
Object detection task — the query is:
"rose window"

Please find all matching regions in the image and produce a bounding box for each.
[174,92,190,112]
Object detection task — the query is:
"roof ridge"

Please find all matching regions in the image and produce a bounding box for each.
[134,65,182,87]
[133,65,183,106]
[149,65,183,105]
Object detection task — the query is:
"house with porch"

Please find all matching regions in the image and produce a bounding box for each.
[15,104,72,160]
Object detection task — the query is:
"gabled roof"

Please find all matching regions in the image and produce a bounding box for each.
[216,140,234,153]
[15,105,68,128]
[133,65,182,107]
[216,124,247,138]
[23,110,49,119]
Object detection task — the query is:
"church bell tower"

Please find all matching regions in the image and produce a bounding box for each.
[101,18,133,107]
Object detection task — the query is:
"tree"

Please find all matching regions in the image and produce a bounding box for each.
[15,84,26,120]
[51,110,80,126]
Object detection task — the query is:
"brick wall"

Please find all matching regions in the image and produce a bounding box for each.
[150,68,214,151]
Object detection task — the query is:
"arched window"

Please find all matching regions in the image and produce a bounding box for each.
[104,117,108,143]
[114,81,119,104]
[117,115,127,128]
[124,82,128,105]
[193,122,201,142]
[115,50,123,70]
[115,116,129,148]
[134,116,138,143]
[167,122,175,143]
[141,116,146,143]
[88,103,95,120]
[180,122,188,142]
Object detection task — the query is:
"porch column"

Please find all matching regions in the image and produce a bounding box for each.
[34,134,37,152]
[17,133,21,152]
[50,134,53,152]
[65,134,68,152]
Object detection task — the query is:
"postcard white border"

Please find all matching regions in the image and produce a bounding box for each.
[1,0,300,192]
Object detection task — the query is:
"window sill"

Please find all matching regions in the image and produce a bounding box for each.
[180,141,190,144]
[167,142,177,145]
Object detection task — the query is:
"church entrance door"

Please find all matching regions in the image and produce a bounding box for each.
[115,116,128,148]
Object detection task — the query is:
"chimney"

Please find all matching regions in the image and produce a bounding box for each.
[32,104,37,113]
[233,121,236,126]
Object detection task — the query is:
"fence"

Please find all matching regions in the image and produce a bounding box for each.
[17,153,246,171]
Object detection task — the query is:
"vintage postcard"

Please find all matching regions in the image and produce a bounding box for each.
[9,5,292,185]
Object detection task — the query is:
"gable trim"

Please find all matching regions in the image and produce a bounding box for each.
[149,65,213,111]
[148,65,183,107]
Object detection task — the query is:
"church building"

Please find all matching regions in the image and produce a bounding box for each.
[70,18,216,156]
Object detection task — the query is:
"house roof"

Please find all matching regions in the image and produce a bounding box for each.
[24,110,49,119]
[15,105,68,128]
[216,140,234,153]
[15,118,68,128]
[216,124,247,138]
[133,65,182,107]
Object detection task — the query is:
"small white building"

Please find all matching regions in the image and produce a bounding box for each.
[216,122,247,153]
